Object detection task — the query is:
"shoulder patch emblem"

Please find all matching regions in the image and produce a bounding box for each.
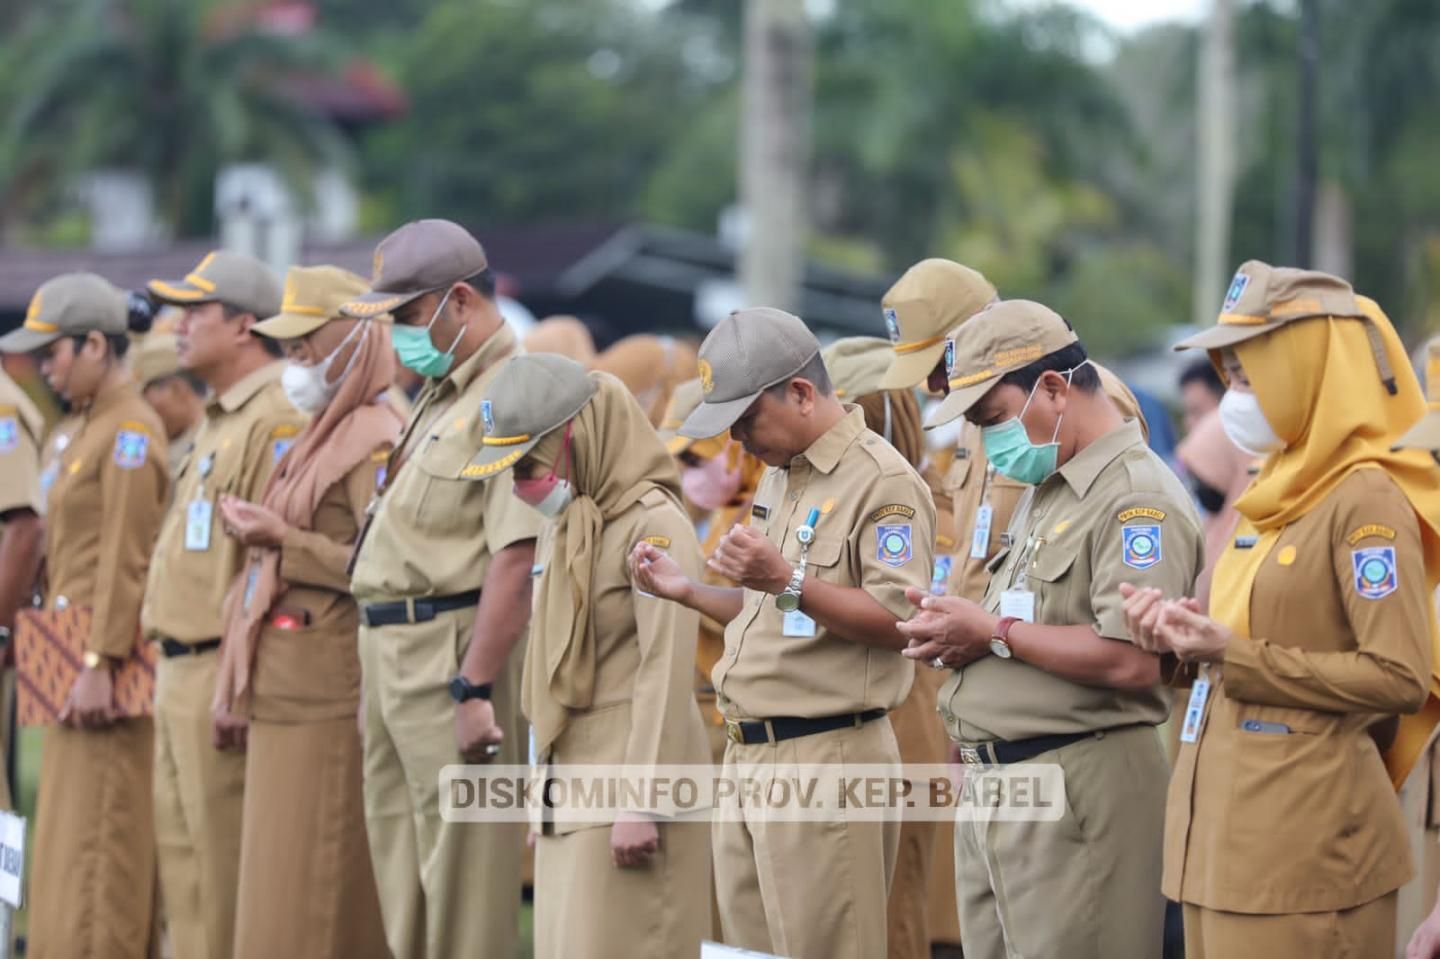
[751,504,770,521]
[1118,507,1167,523]
[0,415,17,453]
[1122,525,1162,570]
[642,535,671,549]
[869,504,917,523]
[113,430,149,470]
[930,555,953,594]
[877,524,913,567]
[1346,524,1397,547]
[1352,547,1398,600]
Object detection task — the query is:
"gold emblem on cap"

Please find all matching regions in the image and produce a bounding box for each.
[372,250,385,283]
[698,359,714,395]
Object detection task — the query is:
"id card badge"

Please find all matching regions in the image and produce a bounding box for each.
[969,503,994,560]
[782,609,817,637]
[1179,671,1211,744]
[185,498,213,551]
[999,588,1035,623]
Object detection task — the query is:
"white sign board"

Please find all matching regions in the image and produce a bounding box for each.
[0,811,23,908]
[701,942,788,959]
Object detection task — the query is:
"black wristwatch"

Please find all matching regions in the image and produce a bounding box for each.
[449,676,493,703]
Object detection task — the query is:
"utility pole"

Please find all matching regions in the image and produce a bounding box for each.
[738,0,812,313]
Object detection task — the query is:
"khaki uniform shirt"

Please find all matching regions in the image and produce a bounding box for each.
[714,408,935,720]
[47,382,170,658]
[0,372,43,519]
[942,422,1028,602]
[167,422,199,480]
[249,449,390,724]
[349,328,542,603]
[1164,467,1428,914]
[941,420,1203,743]
[142,363,305,644]
[37,414,83,517]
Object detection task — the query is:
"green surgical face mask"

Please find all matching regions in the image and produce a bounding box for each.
[391,288,460,379]
[980,361,1088,485]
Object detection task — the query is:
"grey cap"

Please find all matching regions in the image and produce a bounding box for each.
[147,250,282,318]
[341,219,488,318]
[464,353,599,478]
[678,307,821,439]
[0,273,127,353]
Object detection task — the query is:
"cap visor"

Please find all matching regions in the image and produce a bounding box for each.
[146,278,216,305]
[924,380,993,430]
[462,435,543,480]
[1174,320,1284,352]
[0,326,59,354]
[678,393,758,439]
[1395,412,1440,451]
[252,312,328,340]
[340,288,425,319]
[877,341,946,391]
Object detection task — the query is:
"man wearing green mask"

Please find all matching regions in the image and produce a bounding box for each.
[340,219,541,959]
[896,299,1203,959]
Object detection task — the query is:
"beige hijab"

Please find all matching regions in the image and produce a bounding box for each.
[526,372,684,757]
[216,320,402,712]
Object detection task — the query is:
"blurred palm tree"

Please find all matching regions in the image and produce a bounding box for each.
[1,0,346,237]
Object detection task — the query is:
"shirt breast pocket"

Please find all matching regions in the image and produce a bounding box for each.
[1027,542,1078,618]
[802,535,849,586]
[411,436,482,532]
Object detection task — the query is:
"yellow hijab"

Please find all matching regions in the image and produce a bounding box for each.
[524,372,685,758]
[1208,297,1440,787]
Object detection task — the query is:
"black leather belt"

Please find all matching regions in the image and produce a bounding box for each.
[159,638,221,658]
[361,590,481,628]
[957,728,1112,766]
[725,709,886,745]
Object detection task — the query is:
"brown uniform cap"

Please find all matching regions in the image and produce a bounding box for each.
[0,272,127,353]
[1176,259,1398,394]
[131,331,184,386]
[251,265,372,339]
[147,250,282,318]
[341,219,488,318]
[678,307,821,439]
[878,259,997,391]
[1396,335,1440,451]
[823,336,895,399]
[925,300,1078,428]
[466,353,599,478]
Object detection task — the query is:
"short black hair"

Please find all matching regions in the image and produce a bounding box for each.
[70,331,131,359]
[765,351,832,398]
[997,343,1099,395]
[144,371,206,396]
[1179,358,1224,399]
[222,305,283,357]
[465,269,496,300]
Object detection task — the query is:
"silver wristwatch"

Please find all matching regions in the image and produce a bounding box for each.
[775,566,805,612]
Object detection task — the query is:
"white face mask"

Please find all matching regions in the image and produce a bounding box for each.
[1218,389,1283,456]
[281,322,366,415]
[529,480,574,519]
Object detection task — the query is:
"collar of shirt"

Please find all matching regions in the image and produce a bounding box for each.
[790,406,866,475]
[1050,418,1145,498]
[210,361,284,414]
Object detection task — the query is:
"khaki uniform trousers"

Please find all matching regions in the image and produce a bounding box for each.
[359,606,526,959]
[885,667,950,959]
[955,724,1168,959]
[30,719,155,959]
[1183,892,1396,959]
[713,715,902,959]
[154,651,246,959]
[534,821,711,959]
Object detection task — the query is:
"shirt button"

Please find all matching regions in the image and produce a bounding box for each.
[789,492,799,501]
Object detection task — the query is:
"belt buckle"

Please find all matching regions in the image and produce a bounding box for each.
[725,722,744,744]
[959,745,984,766]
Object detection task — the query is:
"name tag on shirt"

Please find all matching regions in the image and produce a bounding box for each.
[185,499,212,551]
[782,609,817,638]
[999,588,1035,623]
[969,504,993,560]
[1180,676,1210,743]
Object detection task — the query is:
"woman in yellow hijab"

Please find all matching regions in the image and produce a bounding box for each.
[466,353,711,959]
[1122,261,1440,959]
